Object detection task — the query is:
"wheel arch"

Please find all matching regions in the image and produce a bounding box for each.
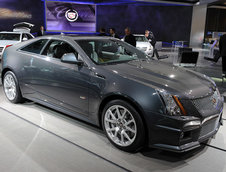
[1,67,15,83]
[98,93,149,143]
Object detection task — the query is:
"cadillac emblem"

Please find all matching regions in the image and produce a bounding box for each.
[65,9,78,22]
[212,98,216,104]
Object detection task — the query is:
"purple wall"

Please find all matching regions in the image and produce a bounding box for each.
[0,0,193,43]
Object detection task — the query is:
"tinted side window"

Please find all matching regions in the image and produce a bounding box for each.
[26,34,33,39]
[22,34,28,41]
[42,40,77,59]
[21,39,48,54]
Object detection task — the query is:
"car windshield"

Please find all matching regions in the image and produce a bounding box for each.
[0,33,20,41]
[76,39,149,65]
[135,36,148,42]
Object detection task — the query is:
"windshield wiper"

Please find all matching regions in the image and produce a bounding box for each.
[101,59,134,65]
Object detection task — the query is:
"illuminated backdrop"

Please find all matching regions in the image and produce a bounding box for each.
[0,0,193,43]
[46,1,96,32]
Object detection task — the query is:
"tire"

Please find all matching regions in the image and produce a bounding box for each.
[102,99,145,152]
[3,71,24,103]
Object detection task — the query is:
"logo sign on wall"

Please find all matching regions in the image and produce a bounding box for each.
[65,9,78,22]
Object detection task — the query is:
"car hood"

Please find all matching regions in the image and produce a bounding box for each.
[136,41,150,48]
[101,59,214,99]
[0,40,19,46]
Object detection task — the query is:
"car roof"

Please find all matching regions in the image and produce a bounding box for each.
[0,32,22,34]
[36,35,119,41]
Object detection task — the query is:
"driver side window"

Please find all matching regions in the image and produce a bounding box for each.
[42,40,77,60]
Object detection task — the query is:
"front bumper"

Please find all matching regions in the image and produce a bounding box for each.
[147,110,223,152]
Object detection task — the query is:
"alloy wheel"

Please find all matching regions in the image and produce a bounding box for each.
[104,105,137,147]
[4,73,17,101]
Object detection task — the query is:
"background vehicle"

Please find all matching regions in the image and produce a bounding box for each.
[0,22,34,60]
[134,34,153,56]
[1,35,223,153]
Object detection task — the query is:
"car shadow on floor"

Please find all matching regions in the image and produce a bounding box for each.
[140,143,208,162]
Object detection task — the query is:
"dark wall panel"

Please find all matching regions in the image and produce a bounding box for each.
[205,8,226,35]
[97,5,193,42]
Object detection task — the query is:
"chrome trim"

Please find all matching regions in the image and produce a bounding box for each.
[184,120,201,128]
[202,114,219,124]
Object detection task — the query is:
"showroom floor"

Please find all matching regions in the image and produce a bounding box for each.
[0,49,226,172]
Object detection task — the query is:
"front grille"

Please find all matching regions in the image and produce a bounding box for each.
[199,118,218,138]
[191,91,221,117]
[180,90,222,118]
[0,47,4,53]
[192,94,214,111]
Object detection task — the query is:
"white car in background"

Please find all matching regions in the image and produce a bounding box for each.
[134,34,153,56]
[0,22,34,60]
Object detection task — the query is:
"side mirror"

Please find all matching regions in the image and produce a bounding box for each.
[61,53,84,66]
[22,37,28,41]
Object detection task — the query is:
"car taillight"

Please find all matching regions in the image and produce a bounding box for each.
[5,45,12,48]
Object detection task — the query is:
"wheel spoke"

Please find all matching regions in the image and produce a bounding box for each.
[9,90,13,99]
[121,109,127,119]
[5,78,10,86]
[116,106,122,119]
[125,126,136,133]
[108,110,117,120]
[106,127,116,132]
[105,118,117,124]
[114,127,119,137]
[120,131,124,143]
[124,119,135,126]
[123,131,132,143]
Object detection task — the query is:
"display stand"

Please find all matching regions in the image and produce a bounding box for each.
[171,41,185,65]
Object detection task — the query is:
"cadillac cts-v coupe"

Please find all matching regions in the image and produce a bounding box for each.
[1,35,224,152]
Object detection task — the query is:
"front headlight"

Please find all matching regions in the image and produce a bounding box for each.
[158,90,187,116]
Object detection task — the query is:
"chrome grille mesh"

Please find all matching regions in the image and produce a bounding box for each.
[191,91,221,117]
[180,90,221,117]
[192,95,214,111]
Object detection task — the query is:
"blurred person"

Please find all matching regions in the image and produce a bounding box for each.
[145,29,158,58]
[109,28,119,39]
[145,29,156,47]
[98,28,107,36]
[37,26,45,36]
[123,27,136,47]
[219,34,226,73]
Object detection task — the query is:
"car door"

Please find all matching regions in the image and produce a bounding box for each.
[19,39,49,99]
[31,39,90,116]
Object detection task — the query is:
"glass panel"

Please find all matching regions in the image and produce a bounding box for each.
[76,39,148,65]
[0,33,20,41]
[42,40,77,59]
[135,36,148,42]
[21,39,48,54]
